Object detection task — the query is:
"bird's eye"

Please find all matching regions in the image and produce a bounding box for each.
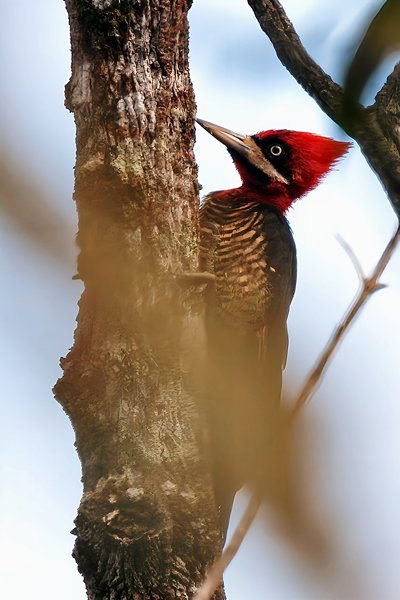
[269,144,283,157]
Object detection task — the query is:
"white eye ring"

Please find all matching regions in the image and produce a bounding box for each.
[269,144,283,157]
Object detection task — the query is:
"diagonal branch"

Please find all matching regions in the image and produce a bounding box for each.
[0,153,72,268]
[290,225,400,421]
[247,0,344,121]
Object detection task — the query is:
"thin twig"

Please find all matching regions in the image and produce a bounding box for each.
[290,225,400,421]
[336,234,365,283]
[192,492,262,600]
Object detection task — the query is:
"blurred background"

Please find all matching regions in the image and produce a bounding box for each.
[1,1,399,598]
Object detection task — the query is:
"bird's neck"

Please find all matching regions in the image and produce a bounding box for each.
[211,183,293,215]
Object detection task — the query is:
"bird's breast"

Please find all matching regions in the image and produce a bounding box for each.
[200,199,277,328]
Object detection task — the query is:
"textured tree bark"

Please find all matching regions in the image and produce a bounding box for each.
[54,1,225,598]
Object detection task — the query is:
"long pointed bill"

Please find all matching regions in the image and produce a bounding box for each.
[196,118,288,185]
[196,118,252,159]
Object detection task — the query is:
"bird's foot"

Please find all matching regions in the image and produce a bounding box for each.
[175,271,216,286]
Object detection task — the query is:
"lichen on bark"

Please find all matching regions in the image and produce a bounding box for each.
[55,1,224,598]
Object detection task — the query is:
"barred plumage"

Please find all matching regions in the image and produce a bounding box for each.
[199,192,297,531]
[196,118,350,533]
[200,194,296,354]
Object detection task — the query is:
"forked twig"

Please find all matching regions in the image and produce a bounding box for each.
[336,234,365,282]
[290,225,400,421]
[192,493,262,600]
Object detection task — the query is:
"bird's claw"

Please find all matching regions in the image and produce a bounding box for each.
[175,271,216,286]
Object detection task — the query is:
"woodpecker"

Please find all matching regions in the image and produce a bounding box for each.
[197,118,350,532]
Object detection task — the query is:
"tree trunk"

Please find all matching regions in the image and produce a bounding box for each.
[54,1,225,598]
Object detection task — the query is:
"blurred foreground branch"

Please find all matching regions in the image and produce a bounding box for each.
[343,0,400,106]
[0,153,72,267]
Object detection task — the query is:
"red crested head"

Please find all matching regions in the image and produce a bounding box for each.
[252,129,351,205]
[196,119,351,213]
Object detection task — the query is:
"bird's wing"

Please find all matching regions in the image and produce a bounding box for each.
[199,198,297,531]
[260,206,297,369]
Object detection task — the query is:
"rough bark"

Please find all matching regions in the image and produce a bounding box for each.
[54,1,225,598]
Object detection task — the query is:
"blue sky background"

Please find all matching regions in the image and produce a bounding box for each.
[1,1,400,599]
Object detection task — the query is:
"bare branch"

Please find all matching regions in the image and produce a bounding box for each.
[247,0,400,219]
[290,225,400,421]
[192,493,262,600]
[246,0,344,121]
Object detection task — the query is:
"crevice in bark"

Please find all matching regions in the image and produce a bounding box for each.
[55,1,225,598]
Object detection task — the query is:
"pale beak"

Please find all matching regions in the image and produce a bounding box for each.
[196,118,288,185]
[196,118,252,162]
